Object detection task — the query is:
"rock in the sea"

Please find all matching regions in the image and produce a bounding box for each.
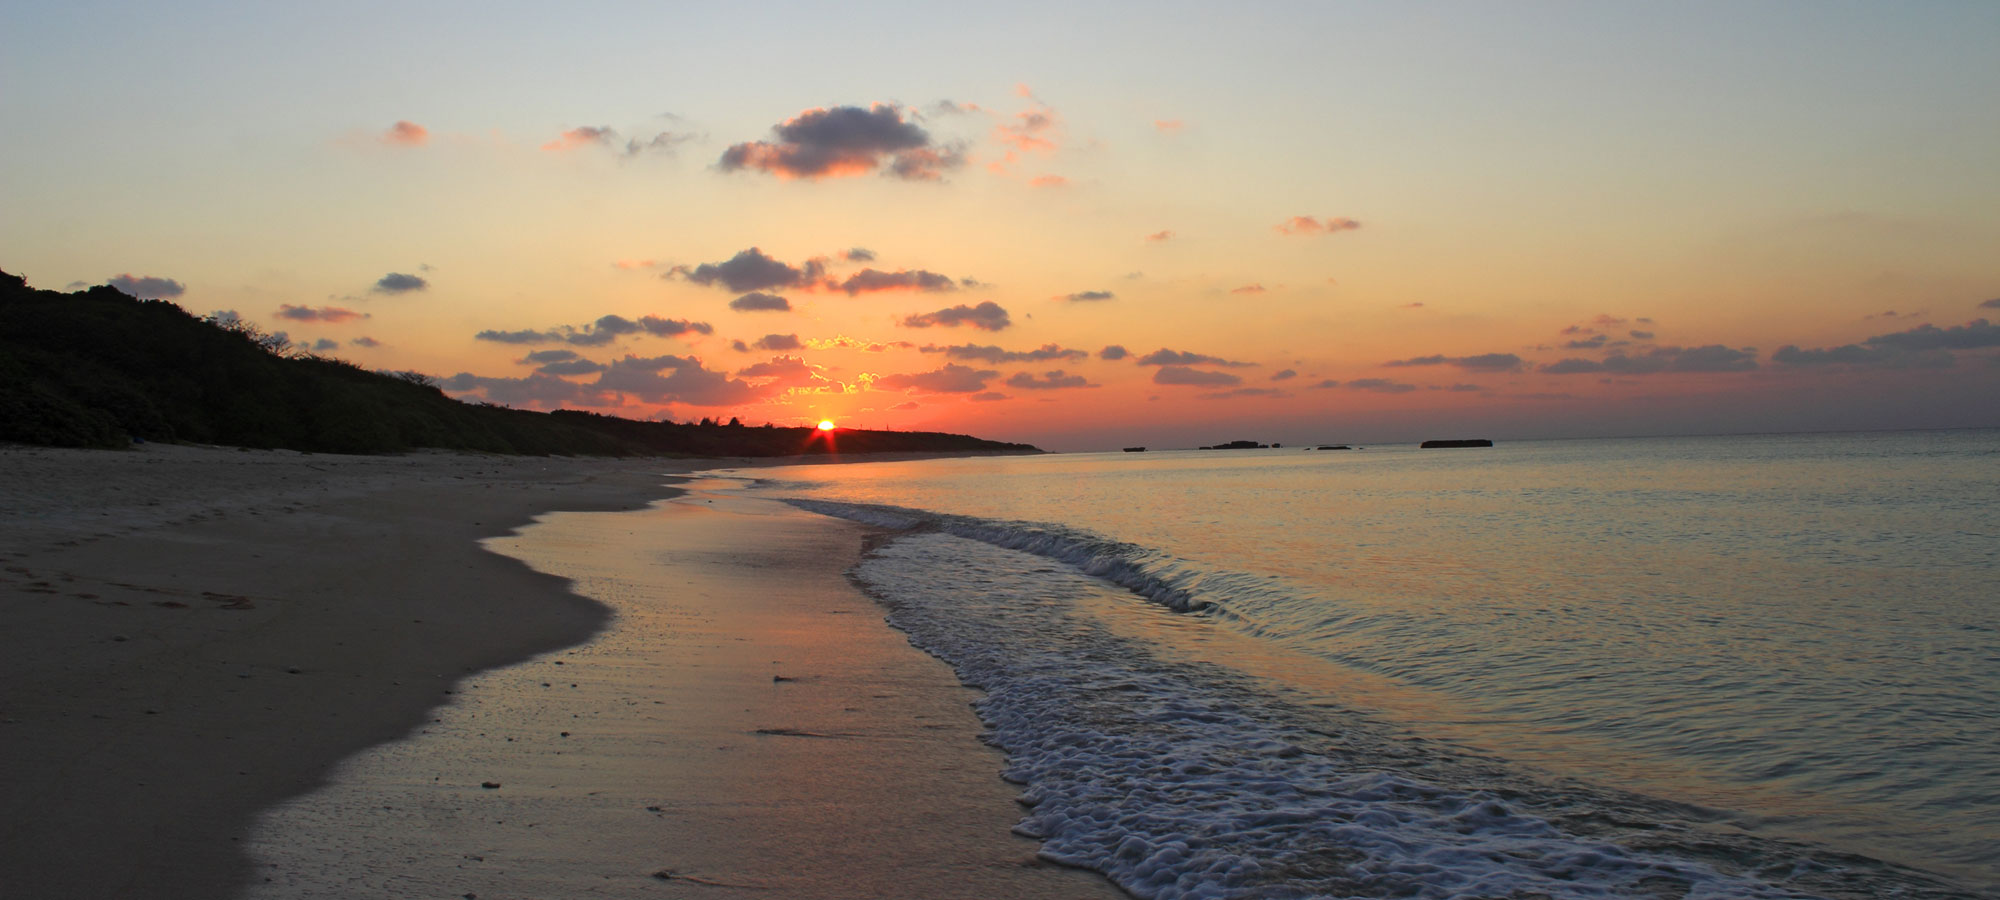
[1419,438,1493,449]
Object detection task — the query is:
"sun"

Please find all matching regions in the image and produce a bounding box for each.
[817,419,836,431]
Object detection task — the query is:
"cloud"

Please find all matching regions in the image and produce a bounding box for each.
[1271,369,1297,381]
[622,131,694,156]
[843,248,876,262]
[1145,230,1175,243]
[876,363,998,393]
[1980,298,2000,309]
[805,335,911,352]
[476,328,559,344]
[639,315,714,336]
[442,372,604,408]
[613,259,661,270]
[838,268,959,295]
[1448,383,1483,392]
[1153,119,1183,133]
[922,342,1085,363]
[1153,366,1242,387]
[543,126,616,152]
[1005,370,1095,390]
[1347,378,1417,393]
[752,333,802,351]
[595,354,773,407]
[1136,348,1252,368]
[889,400,920,410]
[729,292,792,312]
[1199,387,1286,400]
[995,103,1059,154]
[309,338,339,352]
[1062,290,1114,303]
[1864,318,2000,351]
[1230,284,1267,295]
[1028,175,1069,188]
[900,301,1010,331]
[1308,379,1341,389]
[683,247,819,293]
[373,272,428,294]
[1566,335,1608,349]
[538,358,608,376]
[1539,345,1759,375]
[1383,352,1524,372]
[719,104,961,181]
[1402,302,1425,309]
[736,355,827,387]
[383,120,428,146]
[1099,345,1129,361]
[522,349,581,364]
[274,304,367,323]
[1630,330,1655,340]
[351,336,381,348]
[106,274,186,299]
[1275,216,1363,236]
[969,391,1010,402]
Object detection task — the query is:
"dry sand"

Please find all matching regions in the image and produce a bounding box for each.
[0,444,1119,898]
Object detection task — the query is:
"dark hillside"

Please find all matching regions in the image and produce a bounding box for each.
[0,270,1037,457]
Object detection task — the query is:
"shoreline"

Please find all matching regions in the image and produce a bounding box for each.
[0,442,1115,899]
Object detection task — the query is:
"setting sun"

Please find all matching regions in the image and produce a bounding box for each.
[817,420,836,431]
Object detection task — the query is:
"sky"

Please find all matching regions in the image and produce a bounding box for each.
[5,1,1998,451]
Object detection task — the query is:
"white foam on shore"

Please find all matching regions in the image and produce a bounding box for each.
[847,530,1843,900]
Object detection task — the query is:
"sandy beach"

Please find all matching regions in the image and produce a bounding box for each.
[0,444,1118,899]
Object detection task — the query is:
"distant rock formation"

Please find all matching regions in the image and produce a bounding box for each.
[1419,439,1493,449]
[1123,446,1147,452]
[1199,440,1268,450]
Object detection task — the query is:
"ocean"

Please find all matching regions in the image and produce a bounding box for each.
[722,429,1999,899]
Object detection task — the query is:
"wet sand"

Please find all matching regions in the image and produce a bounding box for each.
[0,444,1117,898]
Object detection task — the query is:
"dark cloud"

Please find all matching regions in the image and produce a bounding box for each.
[274,304,367,323]
[1063,290,1115,302]
[623,132,694,156]
[1136,348,1252,368]
[522,349,581,364]
[639,315,714,336]
[753,333,802,351]
[1980,298,2000,309]
[1308,379,1341,389]
[1347,378,1418,393]
[351,336,381,348]
[843,248,876,262]
[1099,345,1129,361]
[309,338,340,352]
[921,343,1085,364]
[718,104,962,181]
[1630,330,1655,340]
[969,391,1010,402]
[728,292,792,312]
[107,274,186,299]
[736,355,827,386]
[1448,383,1483,392]
[1566,335,1608,350]
[442,372,604,408]
[383,120,428,146]
[900,301,1010,331]
[1275,216,1362,236]
[538,359,609,376]
[683,247,818,293]
[1270,369,1297,381]
[1384,352,1524,372]
[1152,366,1242,387]
[373,272,428,294]
[544,126,694,157]
[839,268,959,295]
[595,354,772,407]
[1864,318,2000,351]
[476,328,560,345]
[1004,370,1095,390]
[875,363,997,393]
[1539,345,1759,375]
[1198,387,1287,400]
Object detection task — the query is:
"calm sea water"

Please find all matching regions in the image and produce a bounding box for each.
[723,430,1998,899]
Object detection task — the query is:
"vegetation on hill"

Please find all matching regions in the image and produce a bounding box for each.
[0,270,1038,457]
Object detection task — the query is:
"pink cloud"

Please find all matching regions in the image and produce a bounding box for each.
[612,259,659,270]
[1275,216,1363,236]
[383,121,428,146]
[542,126,615,152]
[1145,230,1175,243]
[275,304,367,323]
[1028,174,1069,188]
[1153,119,1184,133]
[1230,284,1267,295]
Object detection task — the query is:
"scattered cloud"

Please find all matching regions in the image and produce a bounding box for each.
[106,274,186,299]
[1864,318,1999,351]
[274,304,367,323]
[538,358,608,376]
[900,301,1010,331]
[719,104,962,181]
[1062,290,1114,303]
[730,292,792,312]
[1028,174,1069,188]
[373,272,428,294]
[736,355,828,387]
[922,342,1085,364]
[1005,369,1095,390]
[1275,216,1362,236]
[521,349,581,364]
[889,400,920,410]
[969,391,1010,402]
[595,354,773,407]
[476,328,558,345]
[382,120,429,147]
[1347,378,1418,393]
[838,268,960,295]
[442,372,604,408]
[1199,387,1286,400]
[1566,335,1609,349]
[1271,369,1297,381]
[876,363,998,393]
[1153,366,1242,387]
[1770,344,1952,369]
[1384,352,1524,372]
[543,126,616,152]
[1136,348,1253,368]
[1630,330,1655,340]
[1230,284,1267,295]
[1308,379,1341,389]
[1540,345,1759,375]
[1146,230,1175,243]
[681,247,820,293]
[1980,298,2000,309]
[805,335,911,352]
[753,333,802,351]
[1401,302,1425,309]
[843,248,876,262]
[995,98,1059,154]
[351,336,381,348]
[1153,119,1184,133]
[1448,383,1483,392]
[309,338,339,352]
[1099,345,1129,361]
[613,259,661,270]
